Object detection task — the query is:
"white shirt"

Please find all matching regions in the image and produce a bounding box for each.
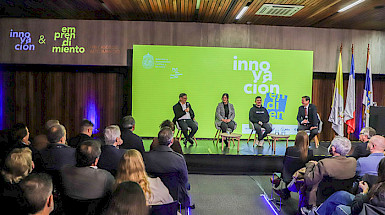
[178,102,191,120]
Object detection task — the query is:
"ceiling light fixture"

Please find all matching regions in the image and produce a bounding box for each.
[338,0,365,12]
[236,6,249,20]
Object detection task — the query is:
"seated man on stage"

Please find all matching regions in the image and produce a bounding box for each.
[297,96,319,142]
[173,93,198,146]
[249,96,272,147]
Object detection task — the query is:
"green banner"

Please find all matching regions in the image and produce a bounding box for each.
[132,45,313,138]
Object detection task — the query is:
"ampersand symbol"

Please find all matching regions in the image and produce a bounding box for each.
[39,35,46,44]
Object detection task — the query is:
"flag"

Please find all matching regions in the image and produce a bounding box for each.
[362,48,373,127]
[328,51,344,136]
[344,50,355,134]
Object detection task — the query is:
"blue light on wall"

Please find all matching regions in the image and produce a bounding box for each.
[85,96,99,134]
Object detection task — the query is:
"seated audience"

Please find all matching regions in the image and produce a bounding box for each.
[60,140,114,200]
[19,173,54,215]
[351,127,376,159]
[31,119,60,154]
[115,149,173,205]
[356,135,385,177]
[104,181,148,215]
[68,119,94,148]
[144,127,192,208]
[150,120,183,155]
[35,124,76,173]
[316,157,385,215]
[273,131,314,199]
[98,125,125,176]
[0,147,34,214]
[120,116,145,154]
[7,123,39,161]
[302,136,356,212]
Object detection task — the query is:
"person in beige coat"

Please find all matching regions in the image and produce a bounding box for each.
[302,136,356,212]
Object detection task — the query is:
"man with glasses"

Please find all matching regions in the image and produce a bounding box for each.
[351,127,376,159]
[173,93,198,146]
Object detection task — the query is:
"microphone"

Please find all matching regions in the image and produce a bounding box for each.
[186,102,190,111]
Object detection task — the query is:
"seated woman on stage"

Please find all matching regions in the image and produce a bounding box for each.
[272,131,314,199]
[215,93,237,146]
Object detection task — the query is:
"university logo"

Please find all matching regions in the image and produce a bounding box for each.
[264,93,288,120]
[142,53,154,69]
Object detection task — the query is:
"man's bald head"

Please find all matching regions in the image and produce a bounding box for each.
[369,135,385,153]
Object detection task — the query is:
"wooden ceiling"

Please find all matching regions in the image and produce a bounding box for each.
[1,0,385,31]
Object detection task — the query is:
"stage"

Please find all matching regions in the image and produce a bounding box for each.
[143,139,337,174]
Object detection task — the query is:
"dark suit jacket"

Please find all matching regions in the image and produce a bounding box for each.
[97,145,126,176]
[351,141,371,160]
[36,143,76,172]
[297,104,319,127]
[144,145,189,205]
[172,102,195,124]
[120,129,145,154]
[60,165,115,200]
[68,133,92,148]
[144,145,188,188]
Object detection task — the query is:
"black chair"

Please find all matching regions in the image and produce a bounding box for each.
[149,201,179,215]
[316,176,356,206]
[62,195,107,215]
[282,155,306,184]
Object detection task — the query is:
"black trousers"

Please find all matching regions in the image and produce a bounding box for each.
[220,121,236,132]
[178,119,198,139]
[253,122,272,141]
[298,124,318,141]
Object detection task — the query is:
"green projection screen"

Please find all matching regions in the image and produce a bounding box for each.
[132,45,313,138]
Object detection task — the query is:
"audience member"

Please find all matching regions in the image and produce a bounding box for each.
[44,120,60,131]
[35,124,76,173]
[273,131,314,199]
[60,140,114,200]
[144,127,192,208]
[0,147,34,214]
[98,125,125,176]
[115,149,173,205]
[68,119,94,148]
[32,134,49,151]
[356,135,385,177]
[316,157,385,215]
[120,116,145,154]
[351,127,376,159]
[302,136,356,212]
[20,173,54,215]
[7,123,39,161]
[150,120,183,155]
[104,181,148,215]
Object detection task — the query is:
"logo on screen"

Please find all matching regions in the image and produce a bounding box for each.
[142,53,155,69]
[264,93,287,120]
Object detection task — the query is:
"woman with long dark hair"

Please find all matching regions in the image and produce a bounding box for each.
[215,93,237,146]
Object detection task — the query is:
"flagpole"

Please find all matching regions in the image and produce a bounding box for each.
[348,44,353,140]
[362,44,370,128]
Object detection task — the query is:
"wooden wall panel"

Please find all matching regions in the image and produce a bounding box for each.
[2,69,124,138]
[1,19,385,74]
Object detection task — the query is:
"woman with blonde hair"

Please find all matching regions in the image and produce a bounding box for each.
[115,149,173,205]
[0,147,34,214]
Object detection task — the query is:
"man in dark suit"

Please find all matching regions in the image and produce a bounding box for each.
[97,125,126,176]
[297,96,319,141]
[144,127,192,208]
[68,119,94,148]
[351,127,376,159]
[173,93,198,146]
[120,116,145,154]
[60,140,115,200]
[35,124,76,173]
